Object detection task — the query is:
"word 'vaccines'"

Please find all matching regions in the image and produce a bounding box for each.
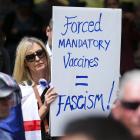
[63,52,99,69]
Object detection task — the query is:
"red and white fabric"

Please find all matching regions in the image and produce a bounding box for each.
[20,84,44,140]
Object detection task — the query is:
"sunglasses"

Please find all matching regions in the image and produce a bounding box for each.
[25,49,45,62]
[121,101,140,111]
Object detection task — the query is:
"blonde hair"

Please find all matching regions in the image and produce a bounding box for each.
[13,37,51,83]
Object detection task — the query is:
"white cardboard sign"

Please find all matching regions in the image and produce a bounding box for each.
[50,6,122,136]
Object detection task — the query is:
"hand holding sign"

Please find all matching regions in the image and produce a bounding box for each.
[44,87,58,107]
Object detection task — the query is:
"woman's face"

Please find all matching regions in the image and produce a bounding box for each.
[25,42,48,74]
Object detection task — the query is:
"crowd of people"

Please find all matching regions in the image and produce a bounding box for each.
[0,0,140,140]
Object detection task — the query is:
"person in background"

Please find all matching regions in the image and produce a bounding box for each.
[2,0,45,73]
[0,0,14,31]
[133,3,140,68]
[112,70,140,140]
[104,0,119,8]
[46,19,52,59]
[134,3,140,32]
[0,31,11,74]
[35,0,66,28]
[120,2,135,22]
[59,116,133,140]
[104,0,136,75]
[0,72,25,140]
[13,37,57,140]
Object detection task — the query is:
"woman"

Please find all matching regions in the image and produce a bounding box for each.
[13,37,57,140]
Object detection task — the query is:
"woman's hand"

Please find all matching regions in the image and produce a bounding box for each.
[44,87,58,107]
[39,87,57,119]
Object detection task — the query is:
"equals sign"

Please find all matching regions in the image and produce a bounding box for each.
[75,75,88,86]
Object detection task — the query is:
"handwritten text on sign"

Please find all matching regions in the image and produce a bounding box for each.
[55,12,113,116]
[56,81,115,116]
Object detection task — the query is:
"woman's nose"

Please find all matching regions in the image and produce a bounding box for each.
[35,55,40,61]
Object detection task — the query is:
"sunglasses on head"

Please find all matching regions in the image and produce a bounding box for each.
[121,101,140,111]
[25,49,45,62]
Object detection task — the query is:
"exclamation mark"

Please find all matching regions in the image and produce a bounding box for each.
[107,81,115,110]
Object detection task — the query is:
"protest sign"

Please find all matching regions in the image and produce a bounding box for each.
[50,6,122,136]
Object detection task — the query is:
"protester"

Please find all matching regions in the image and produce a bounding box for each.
[2,0,45,72]
[46,19,52,59]
[104,0,136,75]
[0,72,25,140]
[112,70,140,140]
[59,116,133,140]
[0,31,11,74]
[133,3,140,68]
[13,37,57,140]
[104,0,120,8]
[35,0,66,27]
